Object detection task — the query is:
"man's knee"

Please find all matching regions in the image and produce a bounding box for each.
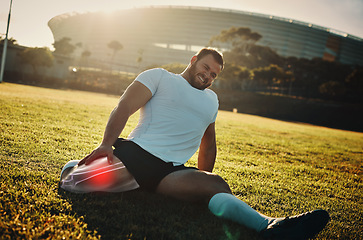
[206,173,232,195]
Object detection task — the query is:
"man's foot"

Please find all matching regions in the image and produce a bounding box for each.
[261,209,330,240]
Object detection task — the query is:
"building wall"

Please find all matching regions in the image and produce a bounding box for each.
[48,6,363,73]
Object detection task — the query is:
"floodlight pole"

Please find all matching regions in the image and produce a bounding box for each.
[0,0,13,83]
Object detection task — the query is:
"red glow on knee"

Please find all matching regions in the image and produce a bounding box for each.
[88,168,115,187]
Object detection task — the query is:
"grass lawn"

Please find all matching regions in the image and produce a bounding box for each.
[0,83,362,239]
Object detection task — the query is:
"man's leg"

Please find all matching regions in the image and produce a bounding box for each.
[59,156,139,193]
[156,169,272,232]
[156,169,330,239]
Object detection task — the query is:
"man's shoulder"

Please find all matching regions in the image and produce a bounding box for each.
[142,68,171,76]
[136,68,168,83]
[143,68,182,84]
[136,68,178,94]
[205,88,218,99]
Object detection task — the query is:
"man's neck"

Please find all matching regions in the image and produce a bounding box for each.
[180,68,191,82]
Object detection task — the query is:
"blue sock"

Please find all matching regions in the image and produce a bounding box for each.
[208,193,273,232]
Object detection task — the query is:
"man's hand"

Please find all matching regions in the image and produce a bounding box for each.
[78,144,114,166]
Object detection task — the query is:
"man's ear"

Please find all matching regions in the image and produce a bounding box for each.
[191,56,198,64]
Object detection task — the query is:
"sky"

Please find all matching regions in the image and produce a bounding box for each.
[1,0,363,49]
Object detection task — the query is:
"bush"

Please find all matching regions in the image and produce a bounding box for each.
[319,81,346,98]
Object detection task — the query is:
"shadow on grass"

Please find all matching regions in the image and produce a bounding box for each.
[58,188,260,240]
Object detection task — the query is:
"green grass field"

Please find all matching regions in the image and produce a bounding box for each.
[0,83,362,240]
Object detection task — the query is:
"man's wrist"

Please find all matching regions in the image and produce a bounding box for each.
[100,141,114,148]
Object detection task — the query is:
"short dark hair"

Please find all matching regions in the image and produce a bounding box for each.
[195,48,224,70]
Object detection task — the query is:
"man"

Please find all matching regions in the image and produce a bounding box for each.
[60,48,330,239]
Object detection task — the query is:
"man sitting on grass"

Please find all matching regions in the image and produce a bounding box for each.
[60,48,330,239]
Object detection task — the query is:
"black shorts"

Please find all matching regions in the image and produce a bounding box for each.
[113,138,198,192]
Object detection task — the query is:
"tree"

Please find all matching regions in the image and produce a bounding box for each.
[209,27,262,56]
[160,63,187,74]
[19,47,54,76]
[249,45,283,67]
[238,67,253,90]
[209,26,282,69]
[53,37,76,57]
[80,50,92,67]
[81,50,91,58]
[75,42,83,48]
[136,48,144,68]
[345,66,363,99]
[251,64,285,94]
[319,81,346,98]
[108,40,123,62]
[0,36,17,46]
[218,63,251,89]
[284,57,351,98]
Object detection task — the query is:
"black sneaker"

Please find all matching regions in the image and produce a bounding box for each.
[261,209,330,240]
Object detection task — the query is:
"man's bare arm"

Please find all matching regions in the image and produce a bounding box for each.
[79,81,152,165]
[198,122,217,172]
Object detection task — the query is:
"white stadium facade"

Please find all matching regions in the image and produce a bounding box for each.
[48,6,363,73]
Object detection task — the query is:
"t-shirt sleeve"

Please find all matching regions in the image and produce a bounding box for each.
[210,90,219,123]
[134,68,164,96]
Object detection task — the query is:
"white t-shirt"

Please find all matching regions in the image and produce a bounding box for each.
[127,68,219,166]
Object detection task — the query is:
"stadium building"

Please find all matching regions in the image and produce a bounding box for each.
[48,6,363,72]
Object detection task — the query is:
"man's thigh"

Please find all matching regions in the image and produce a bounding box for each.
[156,169,231,202]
